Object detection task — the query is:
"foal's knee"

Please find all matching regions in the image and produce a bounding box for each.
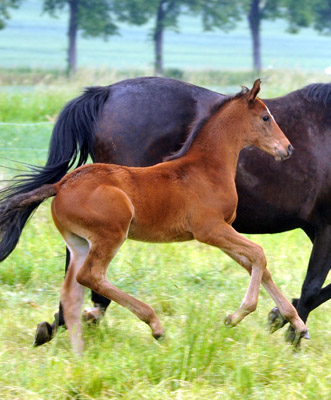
[253,244,267,269]
[76,270,101,293]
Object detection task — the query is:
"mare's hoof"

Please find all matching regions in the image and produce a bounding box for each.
[33,321,53,347]
[285,326,310,346]
[268,307,287,333]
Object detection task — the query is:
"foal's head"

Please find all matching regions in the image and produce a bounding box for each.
[238,79,293,161]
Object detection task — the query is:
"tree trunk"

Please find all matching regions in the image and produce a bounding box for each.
[68,0,78,74]
[154,0,165,76]
[248,0,261,72]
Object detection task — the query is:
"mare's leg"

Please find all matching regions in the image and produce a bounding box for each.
[269,224,331,341]
[33,248,70,346]
[194,222,308,336]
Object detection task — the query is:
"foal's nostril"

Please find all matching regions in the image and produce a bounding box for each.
[288,144,294,156]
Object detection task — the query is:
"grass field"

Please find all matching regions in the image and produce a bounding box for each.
[0,70,330,399]
[1,0,331,72]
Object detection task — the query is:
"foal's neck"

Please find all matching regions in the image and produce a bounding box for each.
[185,103,247,173]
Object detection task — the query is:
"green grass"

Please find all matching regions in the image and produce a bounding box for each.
[0,68,330,124]
[0,71,330,399]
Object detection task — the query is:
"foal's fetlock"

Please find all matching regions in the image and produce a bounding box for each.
[268,307,288,333]
[148,318,164,340]
[225,306,253,327]
[285,325,310,346]
[224,313,243,327]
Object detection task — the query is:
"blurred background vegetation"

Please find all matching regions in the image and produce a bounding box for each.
[1,0,331,77]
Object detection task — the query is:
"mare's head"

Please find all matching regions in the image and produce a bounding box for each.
[239,79,293,161]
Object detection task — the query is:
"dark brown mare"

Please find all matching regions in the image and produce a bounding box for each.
[0,81,308,352]
[1,77,330,345]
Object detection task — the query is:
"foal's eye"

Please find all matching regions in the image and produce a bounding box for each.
[262,115,270,122]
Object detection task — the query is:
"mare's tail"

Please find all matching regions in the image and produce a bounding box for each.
[0,184,57,261]
[0,85,110,261]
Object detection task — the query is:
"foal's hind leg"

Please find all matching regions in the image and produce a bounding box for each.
[75,230,164,339]
[60,234,89,353]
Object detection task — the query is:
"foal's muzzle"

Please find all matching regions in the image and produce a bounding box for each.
[277,144,294,161]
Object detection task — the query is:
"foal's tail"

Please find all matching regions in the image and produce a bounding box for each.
[0,184,57,261]
[0,85,110,261]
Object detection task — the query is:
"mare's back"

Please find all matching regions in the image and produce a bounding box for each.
[94,77,223,166]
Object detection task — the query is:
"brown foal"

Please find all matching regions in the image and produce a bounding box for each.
[3,80,309,352]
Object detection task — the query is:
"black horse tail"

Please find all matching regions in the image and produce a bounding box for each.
[0,85,110,261]
[0,184,57,261]
[48,85,110,177]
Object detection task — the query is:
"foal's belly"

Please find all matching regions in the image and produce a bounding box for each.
[128,224,194,243]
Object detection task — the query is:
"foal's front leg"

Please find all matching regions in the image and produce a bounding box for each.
[194,222,267,326]
[194,222,308,337]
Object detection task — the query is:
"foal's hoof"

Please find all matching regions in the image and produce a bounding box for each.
[33,321,53,347]
[224,315,236,327]
[82,306,104,324]
[285,326,310,346]
[268,307,287,333]
[152,331,165,341]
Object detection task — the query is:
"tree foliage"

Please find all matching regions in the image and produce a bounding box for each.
[114,0,244,74]
[283,0,313,33]
[43,0,119,38]
[313,0,331,34]
[0,0,21,29]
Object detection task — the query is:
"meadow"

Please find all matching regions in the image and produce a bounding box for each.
[0,69,330,400]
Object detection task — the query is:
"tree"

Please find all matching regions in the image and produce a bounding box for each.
[192,0,280,72]
[43,0,119,74]
[116,0,241,76]
[0,0,22,30]
[114,0,192,75]
[243,0,282,72]
[241,0,314,72]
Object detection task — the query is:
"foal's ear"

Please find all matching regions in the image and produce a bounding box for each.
[248,79,261,103]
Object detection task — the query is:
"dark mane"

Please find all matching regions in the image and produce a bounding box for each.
[301,82,331,107]
[164,88,247,161]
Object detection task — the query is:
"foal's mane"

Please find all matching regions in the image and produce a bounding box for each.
[300,82,331,107]
[164,88,247,162]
